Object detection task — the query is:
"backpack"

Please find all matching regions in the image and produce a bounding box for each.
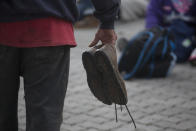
[118,27,177,80]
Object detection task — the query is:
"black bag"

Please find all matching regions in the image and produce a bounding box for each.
[118,27,177,80]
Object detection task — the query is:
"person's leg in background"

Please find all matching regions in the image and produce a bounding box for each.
[21,46,70,131]
[77,0,94,20]
[0,45,20,131]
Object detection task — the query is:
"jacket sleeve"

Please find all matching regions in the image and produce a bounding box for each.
[146,0,163,29]
[91,0,120,29]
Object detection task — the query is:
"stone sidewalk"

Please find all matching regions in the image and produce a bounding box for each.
[18,20,196,131]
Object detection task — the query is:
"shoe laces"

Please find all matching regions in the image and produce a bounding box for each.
[114,104,136,129]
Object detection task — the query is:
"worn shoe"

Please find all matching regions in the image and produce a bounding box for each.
[82,46,112,105]
[83,45,136,129]
[94,44,128,105]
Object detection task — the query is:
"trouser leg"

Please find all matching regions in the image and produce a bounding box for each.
[21,46,70,131]
[0,45,20,131]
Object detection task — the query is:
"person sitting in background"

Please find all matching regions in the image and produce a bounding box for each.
[146,0,196,63]
[117,0,196,80]
[118,0,196,64]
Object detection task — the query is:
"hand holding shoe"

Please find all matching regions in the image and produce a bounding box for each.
[83,28,136,129]
[89,29,117,47]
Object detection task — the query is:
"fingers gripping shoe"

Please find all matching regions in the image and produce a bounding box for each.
[82,46,112,105]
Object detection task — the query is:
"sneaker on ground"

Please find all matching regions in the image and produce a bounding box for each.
[189,48,196,66]
[117,37,128,52]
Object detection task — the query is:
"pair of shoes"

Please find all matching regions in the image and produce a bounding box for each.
[82,44,136,128]
[82,44,128,105]
[82,45,112,105]
[189,48,196,66]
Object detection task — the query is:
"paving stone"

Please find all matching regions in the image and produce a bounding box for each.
[176,120,196,130]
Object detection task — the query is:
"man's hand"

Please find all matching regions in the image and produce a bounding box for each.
[89,29,117,47]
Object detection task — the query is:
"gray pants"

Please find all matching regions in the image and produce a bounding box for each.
[0,45,70,131]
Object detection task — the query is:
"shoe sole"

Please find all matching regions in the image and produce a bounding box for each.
[95,51,128,105]
[82,51,112,105]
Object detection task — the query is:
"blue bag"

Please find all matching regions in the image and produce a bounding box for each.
[118,27,177,80]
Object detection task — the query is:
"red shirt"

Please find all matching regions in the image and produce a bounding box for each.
[0,17,76,47]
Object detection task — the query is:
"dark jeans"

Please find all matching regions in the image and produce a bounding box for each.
[0,45,70,131]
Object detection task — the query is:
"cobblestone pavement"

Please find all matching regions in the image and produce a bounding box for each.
[18,20,196,131]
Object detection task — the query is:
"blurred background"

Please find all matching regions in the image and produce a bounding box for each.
[18,0,196,131]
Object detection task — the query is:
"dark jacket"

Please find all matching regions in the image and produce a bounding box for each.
[0,0,120,29]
